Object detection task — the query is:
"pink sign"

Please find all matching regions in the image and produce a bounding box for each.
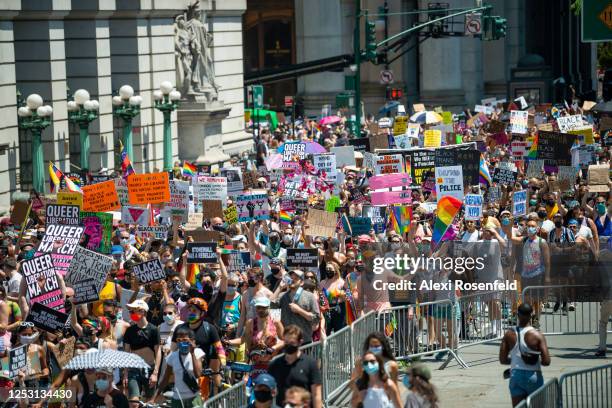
[369,173,412,190]
[370,190,412,206]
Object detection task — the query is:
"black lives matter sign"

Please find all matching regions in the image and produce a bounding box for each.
[26,302,69,334]
[286,248,319,268]
[132,259,165,284]
[186,242,218,264]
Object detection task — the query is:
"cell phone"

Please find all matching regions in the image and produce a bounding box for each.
[503,368,511,379]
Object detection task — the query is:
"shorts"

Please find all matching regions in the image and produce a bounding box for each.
[521,275,544,297]
[509,369,544,397]
[432,303,460,320]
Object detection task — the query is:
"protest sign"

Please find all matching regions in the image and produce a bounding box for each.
[195,176,227,202]
[25,302,69,334]
[45,204,80,226]
[236,194,270,222]
[313,153,337,181]
[556,114,582,132]
[65,246,112,305]
[80,212,113,254]
[121,205,150,226]
[286,248,319,268]
[163,180,189,222]
[223,205,238,225]
[369,173,412,190]
[572,146,595,168]
[370,190,412,206]
[413,103,425,112]
[133,259,165,284]
[509,110,529,134]
[369,134,389,151]
[10,200,30,226]
[82,180,120,212]
[241,171,258,190]
[37,224,85,277]
[52,337,75,369]
[226,250,251,274]
[487,185,501,203]
[306,209,337,237]
[362,206,387,233]
[407,149,435,185]
[464,194,483,221]
[282,142,307,162]
[127,172,170,205]
[362,152,377,169]
[185,229,221,242]
[568,126,595,145]
[9,345,26,378]
[587,164,611,193]
[442,111,453,125]
[511,141,527,159]
[220,168,243,195]
[56,191,82,209]
[423,130,442,147]
[393,116,408,135]
[186,242,218,264]
[435,165,464,201]
[456,150,480,185]
[557,166,577,191]
[341,216,372,236]
[137,225,168,241]
[114,178,129,206]
[202,200,224,220]
[394,134,413,149]
[434,148,457,167]
[375,154,404,175]
[330,146,356,167]
[59,172,85,191]
[349,137,370,152]
[537,131,575,166]
[526,159,544,178]
[492,167,518,186]
[513,190,527,216]
[324,196,341,213]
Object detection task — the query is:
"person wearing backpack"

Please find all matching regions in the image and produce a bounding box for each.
[547,213,576,313]
[499,303,551,407]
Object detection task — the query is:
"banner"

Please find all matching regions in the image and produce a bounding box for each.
[80,212,113,254]
[286,248,319,268]
[220,168,243,195]
[370,190,412,206]
[21,254,63,310]
[132,259,166,284]
[375,154,404,175]
[45,204,80,226]
[226,250,251,274]
[37,224,85,276]
[435,165,464,201]
[121,206,150,226]
[369,173,412,190]
[513,189,527,216]
[127,172,171,205]
[186,242,218,264]
[82,180,120,212]
[236,194,270,222]
[509,110,529,134]
[25,302,69,334]
[65,246,112,305]
[464,194,483,221]
[195,176,227,201]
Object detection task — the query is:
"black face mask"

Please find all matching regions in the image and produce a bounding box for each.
[271,268,281,276]
[537,211,547,219]
[546,200,555,206]
[283,344,299,354]
[253,389,273,403]
[104,312,116,322]
[554,221,563,228]
[326,270,335,278]
[83,327,95,337]
[248,278,257,287]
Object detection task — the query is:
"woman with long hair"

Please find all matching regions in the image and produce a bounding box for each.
[403,364,439,408]
[352,332,399,384]
[350,351,401,408]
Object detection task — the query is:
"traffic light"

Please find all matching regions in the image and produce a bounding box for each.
[428,3,448,39]
[483,15,507,40]
[386,87,403,101]
[365,20,377,61]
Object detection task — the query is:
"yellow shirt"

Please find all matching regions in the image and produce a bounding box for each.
[93,281,116,316]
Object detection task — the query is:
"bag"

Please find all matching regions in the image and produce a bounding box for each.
[179,353,201,393]
[517,326,539,365]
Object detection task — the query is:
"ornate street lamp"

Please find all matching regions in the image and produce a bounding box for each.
[112,85,141,161]
[67,89,99,170]
[17,93,53,193]
[153,81,181,171]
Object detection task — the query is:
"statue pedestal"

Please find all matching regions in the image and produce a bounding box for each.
[177,100,232,165]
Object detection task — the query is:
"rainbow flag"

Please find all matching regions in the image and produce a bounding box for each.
[479,154,492,186]
[48,162,62,193]
[64,174,82,193]
[526,135,538,159]
[345,280,357,325]
[384,315,397,337]
[182,161,197,177]
[432,195,463,246]
[279,210,292,224]
[186,263,199,286]
[389,206,412,236]
[120,141,135,179]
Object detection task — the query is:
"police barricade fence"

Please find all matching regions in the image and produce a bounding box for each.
[321,324,353,401]
[456,290,512,350]
[201,380,248,408]
[558,363,612,408]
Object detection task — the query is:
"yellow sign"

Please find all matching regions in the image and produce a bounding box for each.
[442,111,453,125]
[57,192,83,209]
[393,116,408,135]
[599,4,612,29]
[423,130,442,147]
[568,126,595,145]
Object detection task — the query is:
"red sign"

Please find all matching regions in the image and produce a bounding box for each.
[284,96,294,107]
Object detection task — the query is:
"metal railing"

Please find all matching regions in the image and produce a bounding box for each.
[559,363,612,408]
[351,311,378,366]
[322,324,353,400]
[201,380,248,408]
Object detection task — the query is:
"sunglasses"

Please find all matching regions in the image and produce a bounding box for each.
[163,312,174,316]
[20,322,35,328]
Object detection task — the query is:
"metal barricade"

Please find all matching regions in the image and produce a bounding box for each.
[524,378,560,408]
[300,340,323,369]
[457,290,509,350]
[351,311,377,366]
[521,285,610,335]
[559,363,612,408]
[201,380,248,408]
[322,324,353,400]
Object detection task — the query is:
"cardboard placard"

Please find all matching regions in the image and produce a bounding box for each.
[121,206,150,226]
[132,259,166,284]
[236,194,270,222]
[588,164,611,193]
[464,194,483,221]
[185,228,221,242]
[512,190,527,216]
[369,134,389,152]
[223,205,238,225]
[242,171,258,190]
[52,337,75,369]
[80,212,113,254]
[526,159,544,178]
[423,130,442,147]
[226,250,251,274]
[202,200,224,220]
[45,204,80,226]
[330,146,356,167]
[186,242,218,264]
[82,180,120,212]
[435,165,464,201]
[136,225,169,241]
[25,302,69,334]
[195,176,228,202]
[556,114,582,132]
[362,205,387,233]
[306,209,337,238]
[286,248,319,268]
[185,213,204,230]
[21,254,64,310]
[9,345,27,378]
[10,200,30,225]
[313,153,337,181]
[127,172,171,205]
[36,224,85,277]
[65,246,112,305]
[557,166,577,191]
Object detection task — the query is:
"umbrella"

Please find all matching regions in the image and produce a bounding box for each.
[592,101,612,113]
[410,111,443,124]
[379,101,400,114]
[65,349,150,371]
[277,141,327,155]
[319,115,342,126]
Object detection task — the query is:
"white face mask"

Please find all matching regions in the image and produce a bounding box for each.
[20,333,39,345]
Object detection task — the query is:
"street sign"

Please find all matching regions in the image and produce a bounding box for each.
[465,13,482,36]
[252,85,264,109]
[284,96,294,107]
[379,69,394,85]
[582,0,612,42]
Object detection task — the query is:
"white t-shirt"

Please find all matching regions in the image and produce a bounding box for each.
[158,319,184,351]
[577,225,593,240]
[166,348,205,399]
[541,220,555,234]
[8,273,21,296]
[462,230,480,242]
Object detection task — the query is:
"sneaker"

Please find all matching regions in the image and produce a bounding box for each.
[568,303,575,312]
[435,351,449,361]
[595,349,606,357]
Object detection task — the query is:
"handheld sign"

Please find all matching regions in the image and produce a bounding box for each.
[127,172,171,205]
[45,204,80,226]
[65,246,113,305]
[464,194,483,221]
[186,242,218,264]
[226,250,251,274]
[513,190,527,217]
[82,180,120,212]
[20,254,64,311]
[26,302,69,334]
[286,248,319,268]
[133,259,166,284]
[9,345,27,378]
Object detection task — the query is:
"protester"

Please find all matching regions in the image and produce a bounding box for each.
[350,351,402,408]
[81,368,129,408]
[403,364,438,408]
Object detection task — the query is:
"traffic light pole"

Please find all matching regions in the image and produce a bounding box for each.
[353,0,361,137]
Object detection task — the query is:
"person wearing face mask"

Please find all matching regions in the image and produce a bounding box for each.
[547,213,576,313]
[265,258,286,293]
[247,224,287,276]
[69,314,116,351]
[149,327,203,408]
[158,303,184,355]
[101,299,130,350]
[279,270,320,344]
[350,351,401,408]
[92,260,122,318]
[81,368,129,408]
[118,231,139,262]
[592,196,612,242]
[11,323,49,392]
[320,261,347,335]
[283,386,312,408]
[352,332,399,384]
[268,325,322,408]
[535,205,555,236]
[247,374,282,408]
[281,228,295,249]
[238,267,274,336]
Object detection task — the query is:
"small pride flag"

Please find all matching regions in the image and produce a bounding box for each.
[389,206,412,236]
[432,195,462,246]
[479,154,492,186]
[48,162,62,193]
[182,161,197,177]
[279,210,292,224]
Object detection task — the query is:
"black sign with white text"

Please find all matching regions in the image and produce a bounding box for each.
[132,259,166,284]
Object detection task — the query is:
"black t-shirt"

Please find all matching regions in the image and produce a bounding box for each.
[265,273,281,292]
[176,321,221,360]
[268,354,322,406]
[123,322,160,352]
[80,389,129,408]
[147,292,164,326]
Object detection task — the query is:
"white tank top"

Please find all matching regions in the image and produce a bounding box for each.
[363,387,394,408]
[510,326,541,371]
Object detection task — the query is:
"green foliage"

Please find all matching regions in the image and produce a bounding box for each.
[571,0,582,16]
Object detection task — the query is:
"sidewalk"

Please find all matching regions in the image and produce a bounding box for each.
[400,334,610,407]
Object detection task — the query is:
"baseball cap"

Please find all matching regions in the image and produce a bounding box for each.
[253,297,271,308]
[126,299,149,312]
[269,258,283,266]
[358,234,373,244]
[568,219,579,226]
[254,373,277,389]
[409,363,431,381]
[289,269,304,279]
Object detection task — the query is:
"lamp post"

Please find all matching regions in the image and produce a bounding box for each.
[112,85,141,160]
[153,81,181,171]
[67,89,99,170]
[17,93,53,193]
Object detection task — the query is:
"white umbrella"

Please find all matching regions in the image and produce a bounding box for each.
[409,111,443,124]
[64,349,150,371]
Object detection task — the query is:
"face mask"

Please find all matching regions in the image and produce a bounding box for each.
[546,199,555,206]
[83,327,96,338]
[163,314,175,325]
[95,379,109,391]
[282,235,292,245]
[529,199,538,206]
[20,333,39,345]
[369,346,383,355]
[188,313,200,324]
[104,312,116,322]
[247,278,257,287]
[226,286,237,295]
[130,313,141,323]
[501,218,510,226]
[178,341,191,355]
[527,226,538,236]
[121,238,129,245]
[554,220,563,228]
[254,389,273,403]
[363,361,379,375]
[283,344,299,355]
[537,211,547,219]
[577,217,584,223]
[347,260,355,267]
[271,268,281,276]
[596,203,606,215]
[326,269,335,278]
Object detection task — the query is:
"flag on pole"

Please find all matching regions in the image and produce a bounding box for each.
[120,141,135,179]
[526,135,538,159]
[479,154,492,186]
[432,195,462,246]
[182,161,197,177]
[48,162,62,193]
[384,315,397,337]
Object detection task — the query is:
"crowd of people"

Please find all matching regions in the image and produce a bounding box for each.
[0,96,609,408]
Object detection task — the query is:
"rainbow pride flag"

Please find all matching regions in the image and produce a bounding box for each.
[186,262,199,286]
[182,161,197,177]
[120,141,135,179]
[389,206,412,236]
[526,134,538,159]
[432,195,462,246]
[279,210,292,224]
[479,154,492,186]
[384,315,397,337]
[48,162,62,193]
[345,280,357,325]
